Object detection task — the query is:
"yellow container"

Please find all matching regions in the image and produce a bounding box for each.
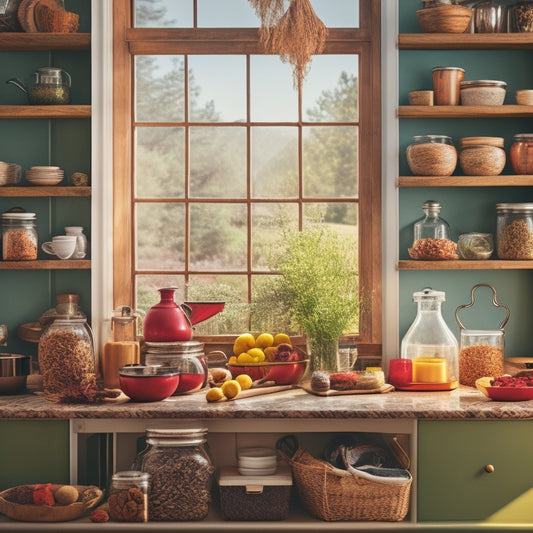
[412,357,448,383]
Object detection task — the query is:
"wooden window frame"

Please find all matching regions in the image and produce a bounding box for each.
[113,0,382,356]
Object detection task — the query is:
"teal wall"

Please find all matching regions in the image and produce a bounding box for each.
[0,0,91,358]
[398,0,533,357]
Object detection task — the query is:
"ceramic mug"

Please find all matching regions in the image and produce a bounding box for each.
[41,235,77,259]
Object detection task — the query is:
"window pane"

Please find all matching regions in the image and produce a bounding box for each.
[251,203,299,270]
[303,203,358,241]
[190,204,247,270]
[303,55,359,123]
[135,56,185,123]
[250,56,297,122]
[136,275,186,315]
[189,56,246,122]
[251,127,298,199]
[310,0,359,28]
[190,127,246,198]
[135,127,185,198]
[303,126,358,198]
[198,0,259,27]
[134,0,192,27]
[136,203,185,270]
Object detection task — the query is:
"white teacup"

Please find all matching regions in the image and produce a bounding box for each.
[41,236,77,259]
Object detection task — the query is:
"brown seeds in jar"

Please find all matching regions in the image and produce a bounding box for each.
[108,488,148,522]
[497,219,533,259]
[408,237,458,260]
[2,229,37,260]
[459,344,504,387]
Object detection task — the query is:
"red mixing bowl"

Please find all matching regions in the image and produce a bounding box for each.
[119,365,180,402]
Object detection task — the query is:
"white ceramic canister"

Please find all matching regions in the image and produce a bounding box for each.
[64,226,88,258]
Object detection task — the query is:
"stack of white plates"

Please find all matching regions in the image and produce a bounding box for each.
[25,166,64,186]
[238,447,278,476]
[0,161,21,186]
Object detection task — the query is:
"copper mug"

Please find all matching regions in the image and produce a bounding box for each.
[432,67,465,105]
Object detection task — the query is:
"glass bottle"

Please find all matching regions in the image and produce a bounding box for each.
[136,425,214,521]
[108,471,149,522]
[1,211,37,260]
[400,288,459,390]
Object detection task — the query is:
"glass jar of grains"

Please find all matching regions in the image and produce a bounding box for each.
[509,0,533,32]
[1,211,37,260]
[136,424,214,521]
[496,203,533,259]
[108,471,149,522]
[509,134,533,174]
[406,135,457,176]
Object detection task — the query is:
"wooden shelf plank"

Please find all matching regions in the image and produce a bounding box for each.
[0,106,91,119]
[397,176,533,187]
[0,33,91,51]
[399,33,533,50]
[0,260,90,270]
[398,260,533,270]
[0,186,91,197]
[398,105,533,118]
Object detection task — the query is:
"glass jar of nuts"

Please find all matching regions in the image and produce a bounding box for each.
[496,203,533,259]
[109,471,149,522]
[1,210,37,260]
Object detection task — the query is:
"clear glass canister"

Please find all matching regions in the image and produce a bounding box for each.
[457,232,494,259]
[38,318,96,402]
[509,0,533,32]
[406,135,457,176]
[458,330,504,386]
[509,134,533,174]
[496,203,533,259]
[109,471,149,522]
[408,200,458,260]
[64,226,88,258]
[136,425,214,521]
[400,288,459,389]
[1,211,37,260]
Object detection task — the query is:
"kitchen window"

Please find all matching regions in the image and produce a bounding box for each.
[113,0,381,354]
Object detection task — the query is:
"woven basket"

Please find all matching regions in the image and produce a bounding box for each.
[284,448,412,522]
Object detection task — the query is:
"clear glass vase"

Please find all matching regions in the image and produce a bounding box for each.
[307,337,339,372]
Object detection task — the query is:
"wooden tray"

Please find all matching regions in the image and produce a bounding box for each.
[0,484,102,522]
[301,383,395,396]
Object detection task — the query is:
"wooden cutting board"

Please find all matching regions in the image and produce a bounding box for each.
[216,384,295,402]
[301,383,395,396]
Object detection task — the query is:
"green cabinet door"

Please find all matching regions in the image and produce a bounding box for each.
[0,420,70,490]
[418,420,533,523]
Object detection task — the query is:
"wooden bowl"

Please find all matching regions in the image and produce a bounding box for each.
[408,90,434,106]
[516,90,533,106]
[417,5,473,33]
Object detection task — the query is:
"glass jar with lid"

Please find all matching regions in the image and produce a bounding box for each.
[135,424,214,521]
[509,0,533,32]
[400,288,459,390]
[509,134,533,174]
[406,135,457,176]
[408,200,458,260]
[108,471,149,522]
[496,203,533,259]
[1,210,37,260]
[38,318,97,402]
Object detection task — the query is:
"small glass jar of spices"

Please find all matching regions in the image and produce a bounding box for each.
[509,134,533,174]
[496,203,533,259]
[108,471,149,522]
[1,210,37,260]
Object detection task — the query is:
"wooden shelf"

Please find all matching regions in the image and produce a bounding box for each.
[0,33,90,51]
[398,260,533,270]
[0,106,91,119]
[397,176,533,187]
[0,186,91,197]
[399,33,533,50]
[398,105,533,118]
[0,260,90,270]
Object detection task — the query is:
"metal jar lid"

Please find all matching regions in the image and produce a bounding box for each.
[144,340,204,354]
[411,135,454,145]
[432,66,465,72]
[496,202,533,213]
[460,80,507,89]
[512,134,533,142]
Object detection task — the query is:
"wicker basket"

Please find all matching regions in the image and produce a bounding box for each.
[283,448,412,522]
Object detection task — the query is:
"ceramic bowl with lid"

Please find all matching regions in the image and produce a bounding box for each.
[460,80,507,105]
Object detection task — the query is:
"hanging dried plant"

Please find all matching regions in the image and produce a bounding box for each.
[251,0,328,88]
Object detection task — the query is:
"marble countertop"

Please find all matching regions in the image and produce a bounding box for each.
[2,385,533,420]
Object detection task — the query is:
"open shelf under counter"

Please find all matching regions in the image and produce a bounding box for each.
[398,260,533,270]
[399,33,533,50]
[0,260,90,270]
[398,105,533,118]
[0,33,91,51]
[0,186,91,197]
[0,105,91,119]
[397,176,533,187]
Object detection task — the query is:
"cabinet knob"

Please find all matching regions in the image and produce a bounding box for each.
[485,464,495,473]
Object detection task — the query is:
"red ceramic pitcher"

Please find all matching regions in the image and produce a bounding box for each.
[143,288,194,342]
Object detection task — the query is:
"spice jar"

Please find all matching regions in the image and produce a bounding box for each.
[509,134,533,174]
[109,471,149,522]
[458,232,494,259]
[509,0,533,31]
[496,203,533,259]
[408,200,458,260]
[455,284,509,386]
[136,424,214,521]
[458,137,506,176]
[406,135,457,176]
[1,211,37,260]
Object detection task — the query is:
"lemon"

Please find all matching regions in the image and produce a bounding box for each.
[274,333,291,346]
[255,333,274,349]
[235,374,253,391]
[237,352,256,364]
[247,348,266,362]
[221,380,241,399]
[233,333,256,356]
[205,387,225,402]
[228,356,237,365]
[264,346,278,362]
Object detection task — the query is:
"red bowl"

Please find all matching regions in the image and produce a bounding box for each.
[476,377,533,402]
[227,360,308,385]
[119,365,180,402]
